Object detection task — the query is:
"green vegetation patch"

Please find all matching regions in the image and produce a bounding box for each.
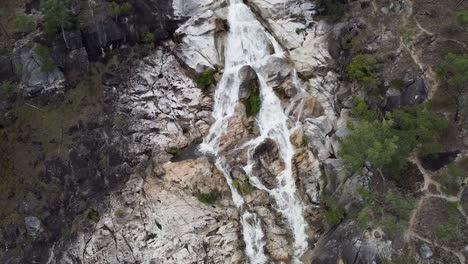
[322,195,345,225]
[42,0,74,38]
[233,175,251,195]
[246,80,261,116]
[194,70,216,91]
[438,163,466,196]
[434,202,463,243]
[110,1,133,19]
[455,10,468,26]
[339,98,448,174]
[438,53,468,122]
[348,54,380,90]
[356,189,416,237]
[315,0,345,22]
[14,14,35,33]
[197,190,220,204]
[141,32,155,44]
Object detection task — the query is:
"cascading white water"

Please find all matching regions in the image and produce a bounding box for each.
[200,0,308,262]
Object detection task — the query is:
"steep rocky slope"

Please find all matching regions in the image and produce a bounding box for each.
[0,0,467,263]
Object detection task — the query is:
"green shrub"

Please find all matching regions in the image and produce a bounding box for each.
[141,32,155,44]
[323,196,345,225]
[434,202,462,243]
[340,100,447,174]
[356,189,415,236]
[110,2,133,19]
[316,0,345,22]
[194,70,216,91]
[392,103,448,156]
[14,14,35,33]
[197,190,220,204]
[246,80,261,116]
[1,82,15,95]
[42,0,73,38]
[348,54,380,89]
[439,164,465,196]
[295,28,305,34]
[357,206,371,230]
[438,53,468,121]
[456,10,468,26]
[351,96,378,122]
[35,44,56,72]
[87,209,100,222]
[339,119,403,173]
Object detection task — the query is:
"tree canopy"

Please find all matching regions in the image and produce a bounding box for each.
[339,98,447,174]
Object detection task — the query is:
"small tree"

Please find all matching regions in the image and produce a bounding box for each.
[339,119,402,174]
[110,2,133,22]
[42,0,73,47]
[141,32,155,44]
[348,54,380,92]
[438,53,468,121]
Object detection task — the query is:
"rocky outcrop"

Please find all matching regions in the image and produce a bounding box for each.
[13,39,65,97]
[174,9,227,73]
[60,158,243,264]
[116,47,212,156]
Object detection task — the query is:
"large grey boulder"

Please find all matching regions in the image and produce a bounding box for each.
[13,40,64,97]
[174,10,227,73]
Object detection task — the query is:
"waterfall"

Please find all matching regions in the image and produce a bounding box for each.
[200,0,308,262]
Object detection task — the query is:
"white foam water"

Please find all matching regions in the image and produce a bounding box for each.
[200,0,308,262]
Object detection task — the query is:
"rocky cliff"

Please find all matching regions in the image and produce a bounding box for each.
[0,0,467,263]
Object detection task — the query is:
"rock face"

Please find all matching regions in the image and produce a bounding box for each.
[117,47,212,156]
[252,138,285,189]
[238,65,259,100]
[13,40,65,97]
[174,9,227,73]
[60,158,243,264]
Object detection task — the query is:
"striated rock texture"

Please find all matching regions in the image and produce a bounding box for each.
[1,0,467,263]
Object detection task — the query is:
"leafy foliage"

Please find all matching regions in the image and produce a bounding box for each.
[438,53,468,121]
[434,202,463,243]
[348,54,380,89]
[196,190,220,204]
[246,80,261,116]
[141,32,155,44]
[42,0,73,38]
[357,189,415,236]
[110,2,133,19]
[316,0,345,22]
[392,103,448,155]
[1,82,15,95]
[194,70,216,91]
[340,119,402,173]
[439,164,465,196]
[455,10,468,26]
[351,97,378,122]
[14,14,35,33]
[340,99,447,174]
[322,195,345,225]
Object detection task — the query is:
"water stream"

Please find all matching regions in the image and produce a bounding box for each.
[200,0,308,262]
